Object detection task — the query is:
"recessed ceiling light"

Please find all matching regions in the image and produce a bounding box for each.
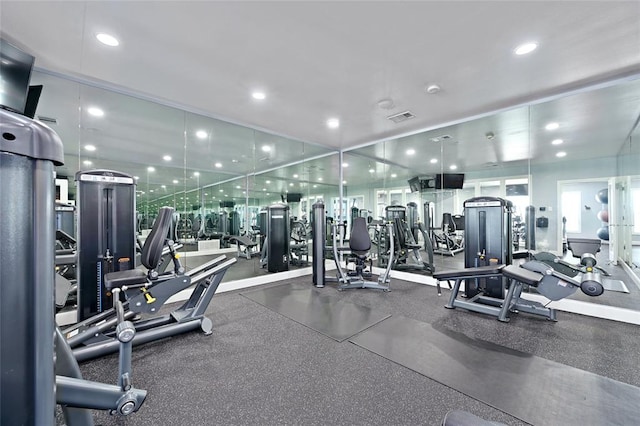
[236,185,242,189]
[556,151,567,158]
[342,180,347,184]
[83,160,92,166]
[289,183,294,187]
[150,189,154,193]
[147,166,155,172]
[406,148,415,155]
[263,188,266,191]
[293,174,299,178]
[266,180,271,184]
[84,144,96,151]
[196,130,208,139]
[261,145,271,152]
[267,193,270,196]
[514,42,538,55]
[193,172,200,177]
[87,107,104,117]
[219,189,224,193]
[96,33,119,47]
[551,139,563,145]
[450,165,458,170]
[163,155,172,161]
[172,180,179,184]
[369,169,375,173]
[327,118,340,129]
[342,162,349,168]
[391,173,397,178]
[313,184,318,188]
[318,177,323,181]
[252,91,266,100]
[161,185,166,189]
[214,162,222,168]
[425,84,441,94]
[430,158,438,164]
[545,122,559,131]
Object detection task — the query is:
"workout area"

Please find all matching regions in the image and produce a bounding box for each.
[2,2,640,425]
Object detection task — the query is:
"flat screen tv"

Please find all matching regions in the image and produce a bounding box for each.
[0,39,35,115]
[286,193,302,203]
[435,173,465,190]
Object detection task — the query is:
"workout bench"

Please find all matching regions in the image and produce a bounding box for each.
[434,260,603,322]
[229,235,260,260]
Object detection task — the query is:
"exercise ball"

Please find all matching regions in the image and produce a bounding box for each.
[595,188,608,204]
[596,226,609,241]
[596,210,609,223]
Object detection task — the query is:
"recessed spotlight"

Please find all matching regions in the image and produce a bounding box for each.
[514,42,538,55]
[289,183,294,187]
[327,118,340,129]
[450,165,458,170]
[318,177,323,181]
[261,145,271,152]
[214,162,222,168]
[193,172,200,177]
[551,139,563,145]
[252,91,266,100]
[293,174,299,178]
[96,33,119,47]
[430,158,438,164]
[147,166,155,172]
[236,185,242,189]
[150,189,154,193]
[556,151,567,158]
[87,107,104,117]
[369,169,375,173]
[83,160,92,166]
[196,130,208,139]
[313,184,318,188]
[266,180,271,184]
[342,162,349,168]
[545,122,559,131]
[219,189,224,193]
[163,155,172,161]
[406,148,415,155]
[84,144,96,151]
[172,180,179,184]
[426,84,441,94]
[161,185,166,189]
[263,188,266,191]
[391,173,397,178]
[342,180,347,185]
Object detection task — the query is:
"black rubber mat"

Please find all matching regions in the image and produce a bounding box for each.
[350,315,640,426]
[241,284,391,342]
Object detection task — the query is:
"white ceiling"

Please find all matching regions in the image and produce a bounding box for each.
[2,1,640,150]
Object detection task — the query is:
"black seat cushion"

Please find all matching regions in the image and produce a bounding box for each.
[104,269,148,291]
[350,217,371,253]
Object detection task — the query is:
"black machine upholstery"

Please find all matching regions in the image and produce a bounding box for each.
[104,206,174,291]
[349,217,371,256]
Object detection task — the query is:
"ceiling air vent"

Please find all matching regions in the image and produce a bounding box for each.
[387,111,415,124]
[37,115,58,125]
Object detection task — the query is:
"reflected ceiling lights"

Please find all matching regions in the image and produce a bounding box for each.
[163,155,172,161]
[342,162,349,168]
[87,107,104,117]
[514,42,538,55]
[327,118,340,129]
[84,144,96,151]
[342,180,347,184]
[556,151,567,158]
[391,173,397,178]
[172,180,179,184]
[96,33,119,47]
[293,174,299,178]
[219,189,224,192]
[83,160,92,166]
[430,158,438,164]
[369,169,375,173]
[214,162,222,168]
[262,145,271,152]
[147,167,155,172]
[552,139,564,145]
[252,91,266,100]
[406,149,415,155]
[545,122,560,130]
[193,172,200,177]
[196,130,208,139]
[236,185,242,189]
[450,165,458,170]
[161,185,166,189]
[318,177,323,181]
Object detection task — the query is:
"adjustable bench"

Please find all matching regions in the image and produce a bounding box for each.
[229,235,260,260]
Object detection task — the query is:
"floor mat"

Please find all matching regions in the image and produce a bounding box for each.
[350,315,640,426]
[241,284,391,342]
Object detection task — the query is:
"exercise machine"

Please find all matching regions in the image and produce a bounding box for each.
[432,213,465,256]
[1,108,146,425]
[260,202,290,272]
[63,206,236,362]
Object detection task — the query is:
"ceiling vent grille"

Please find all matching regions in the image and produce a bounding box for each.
[387,111,415,123]
[37,115,58,125]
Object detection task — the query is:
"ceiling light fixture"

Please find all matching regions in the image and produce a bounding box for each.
[342,180,347,185]
[430,158,438,164]
[147,167,155,172]
[87,107,104,117]
[236,185,241,189]
[556,151,567,158]
[83,160,92,166]
[327,118,340,129]
[377,98,395,110]
[252,91,266,100]
[514,42,538,55]
[369,169,375,173]
[96,33,119,47]
[193,172,200,177]
[552,139,564,145]
[342,162,349,168]
[163,155,172,161]
[261,145,271,152]
[313,185,318,188]
[406,148,415,155]
[214,162,222,168]
[391,173,397,178]
[293,174,299,178]
[84,144,96,151]
[219,189,224,193]
[196,130,208,139]
[426,84,441,94]
[318,177,323,181]
[172,180,179,184]
[545,122,559,131]
[450,165,458,170]
[266,180,271,184]
[161,185,166,189]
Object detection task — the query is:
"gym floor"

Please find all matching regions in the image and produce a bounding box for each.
[66,274,640,426]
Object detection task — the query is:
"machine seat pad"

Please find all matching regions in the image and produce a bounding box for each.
[229,235,258,247]
[502,264,543,287]
[104,269,148,291]
[433,265,504,280]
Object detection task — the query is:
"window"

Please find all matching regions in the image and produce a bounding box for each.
[561,191,581,233]
[633,188,640,234]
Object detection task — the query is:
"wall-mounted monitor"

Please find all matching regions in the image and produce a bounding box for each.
[0,39,35,115]
[286,193,302,203]
[435,173,465,190]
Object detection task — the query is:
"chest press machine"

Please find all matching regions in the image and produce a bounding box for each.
[434,260,603,322]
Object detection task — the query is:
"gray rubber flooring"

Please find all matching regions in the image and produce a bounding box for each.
[66,274,640,426]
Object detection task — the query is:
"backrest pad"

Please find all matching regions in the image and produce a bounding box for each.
[141,206,174,270]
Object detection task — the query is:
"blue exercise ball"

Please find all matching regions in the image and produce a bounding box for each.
[595,188,608,204]
[597,210,609,223]
[596,226,609,241]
